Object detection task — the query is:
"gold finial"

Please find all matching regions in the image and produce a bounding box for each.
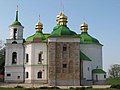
[80,22,88,32]
[35,15,43,32]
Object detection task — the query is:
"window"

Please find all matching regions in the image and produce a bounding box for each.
[104,75,106,78]
[12,52,17,64]
[12,41,17,44]
[96,75,98,81]
[26,72,29,78]
[38,52,43,63]
[37,71,42,78]
[63,46,67,51]
[63,64,67,68]
[7,74,11,77]
[17,76,20,79]
[26,54,29,63]
[96,66,98,69]
[13,28,17,39]
[88,67,89,71]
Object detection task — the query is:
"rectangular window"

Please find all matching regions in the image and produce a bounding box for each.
[26,54,29,63]
[63,46,67,51]
[7,74,11,77]
[37,71,42,78]
[13,28,17,39]
[104,75,106,78]
[26,72,29,78]
[38,52,43,63]
[12,52,17,64]
[63,64,67,68]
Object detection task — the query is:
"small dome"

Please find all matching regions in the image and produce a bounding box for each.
[35,21,43,31]
[35,16,43,32]
[80,22,88,27]
[56,12,68,25]
[80,22,88,32]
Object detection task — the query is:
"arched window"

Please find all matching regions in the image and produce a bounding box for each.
[12,52,17,64]
[26,54,29,63]
[63,45,67,51]
[12,41,17,44]
[13,28,17,39]
[26,72,29,78]
[38,52,43,63]
[37,71,42,78]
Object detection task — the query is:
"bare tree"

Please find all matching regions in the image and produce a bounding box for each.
[108,64,120,78]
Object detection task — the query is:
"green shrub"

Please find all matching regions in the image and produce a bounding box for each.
[110,84,120,89]
[39,86,48,89]
[69,87,74,89]
[14,85,24,88]
[75,87,85,90]
[49,86,60,89]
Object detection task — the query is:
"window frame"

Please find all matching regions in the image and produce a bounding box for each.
[12,52,17,64]
[37,71,42,78]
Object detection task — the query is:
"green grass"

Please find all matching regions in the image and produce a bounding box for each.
[107,77,120,85]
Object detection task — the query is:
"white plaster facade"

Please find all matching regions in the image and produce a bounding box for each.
[82,61,92,80]
[24,43,48,83]
[80,44,103,70]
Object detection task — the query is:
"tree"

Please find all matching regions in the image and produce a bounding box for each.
[108,64,120,78]
[0,40,5,75]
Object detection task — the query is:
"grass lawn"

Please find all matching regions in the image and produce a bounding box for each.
[106,77,120,85]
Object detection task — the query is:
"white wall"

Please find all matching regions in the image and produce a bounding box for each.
[80,44,103,70]
[9,25,24,39]
[25,43,48,82]
[83,61,92,80]
[5,43,24,66]
[5,66,24,82]
[93,73,106,80]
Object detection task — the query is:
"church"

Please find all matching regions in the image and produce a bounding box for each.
[5,8,106,86]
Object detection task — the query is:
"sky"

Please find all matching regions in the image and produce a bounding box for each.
[0,0,120,73]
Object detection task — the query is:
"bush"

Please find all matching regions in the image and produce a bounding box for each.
[39,86,48,89]
[69,87,74,89]
[110,84,120,89]
[49,86,60,89]
[75,87,85,90]
[14,85,24,88]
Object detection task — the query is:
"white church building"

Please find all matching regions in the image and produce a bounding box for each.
[5,9,106,86]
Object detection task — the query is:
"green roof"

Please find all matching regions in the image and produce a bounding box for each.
[80,51,91,61]
[92,69,106,74]
[78,32,100,45]
[11,10,22,26]
[12,21,22,26]
[50,25,77,36]
[26,31,47,42]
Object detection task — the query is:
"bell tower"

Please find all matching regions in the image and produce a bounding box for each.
[5,7,25,83]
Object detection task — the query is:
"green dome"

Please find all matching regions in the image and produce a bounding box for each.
[26,31,46,42]
[12,21,22,26]
[50,25,77,36]
[79,32,100,44]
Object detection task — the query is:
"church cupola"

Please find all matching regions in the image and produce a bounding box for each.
[80,22,88,33]
[9,6,24,40]
[57,11,68,26]
[35,15,43,32]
